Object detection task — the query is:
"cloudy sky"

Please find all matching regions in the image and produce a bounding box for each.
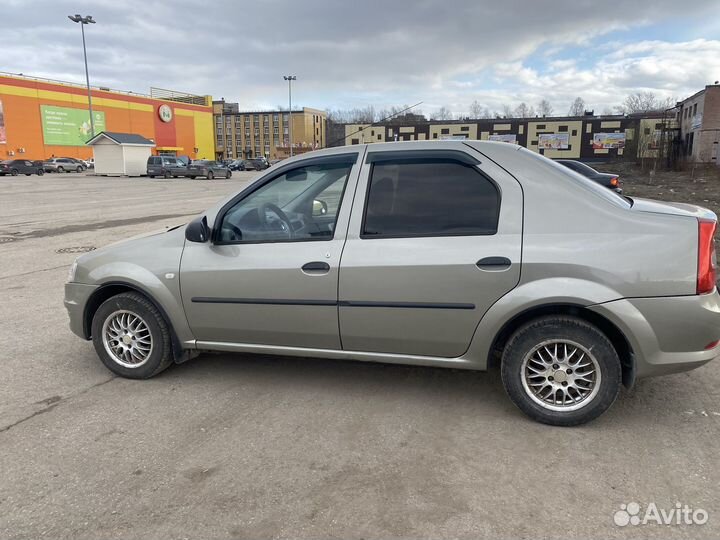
[4,0,720,117]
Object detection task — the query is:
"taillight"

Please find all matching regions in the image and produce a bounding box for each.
[697,218,717,294]
[610,177,619,187]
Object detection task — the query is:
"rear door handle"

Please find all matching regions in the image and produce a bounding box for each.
[301,261,330,274]
[476,256,512,270]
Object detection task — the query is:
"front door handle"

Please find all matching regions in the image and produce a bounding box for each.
[301,261,330,274]
[476,256,512,270]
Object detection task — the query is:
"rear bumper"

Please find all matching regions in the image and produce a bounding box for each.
[589,291,720,378]
[64,282,99,339]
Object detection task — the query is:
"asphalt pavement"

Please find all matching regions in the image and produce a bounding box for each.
[0,172,719,539]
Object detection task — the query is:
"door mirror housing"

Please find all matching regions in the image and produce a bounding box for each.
[186,215,210,243]
[312,199,328,216]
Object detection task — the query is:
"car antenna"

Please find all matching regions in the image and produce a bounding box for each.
[327,101,423,147]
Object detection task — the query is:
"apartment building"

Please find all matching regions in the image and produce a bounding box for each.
[213,100,326,161]
[675,84,720,164]
[332,113,678,162]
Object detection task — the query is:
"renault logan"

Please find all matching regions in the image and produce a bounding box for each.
[64,141,720,425]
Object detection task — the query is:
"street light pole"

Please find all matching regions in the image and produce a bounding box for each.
[68,14,96,138]
[283,75,296,157]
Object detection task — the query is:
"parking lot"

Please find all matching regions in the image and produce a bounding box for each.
[1,172,720,539]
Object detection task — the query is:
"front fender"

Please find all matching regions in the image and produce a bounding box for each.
[86,262,195,345]
[461,277,625,369]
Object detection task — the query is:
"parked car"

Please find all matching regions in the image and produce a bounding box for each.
[147,156,187,178]
[84,158,95,169]
[64,141,720,426]
[228,159,246,171]
[555,159,622,193]
[0,159,45,176]
[185,159,231,179]
[60,157,88,170]
[44,158,86,173]
[243,158,269,171]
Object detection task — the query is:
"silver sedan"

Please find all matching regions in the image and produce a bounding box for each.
[64,141,720,426]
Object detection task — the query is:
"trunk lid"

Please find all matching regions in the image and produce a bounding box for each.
[628,197,717,221]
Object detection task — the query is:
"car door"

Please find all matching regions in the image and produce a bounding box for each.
[180,151,362,349]
[338,144,523,358]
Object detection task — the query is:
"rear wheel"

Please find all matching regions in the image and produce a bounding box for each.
[189,175,196,179]
[11,169,18,176]
[164,170,171,179]
[501,316,621,426]
[57,166,65,173]
[76,166,83,173]
[148,175,155,178]
[207,170,214,180]
[91,292,174,379]
[37,169,44,176]
[226,170,231,179]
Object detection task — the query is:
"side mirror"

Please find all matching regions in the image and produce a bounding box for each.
[186,215,210,243]
[312,199,328,216]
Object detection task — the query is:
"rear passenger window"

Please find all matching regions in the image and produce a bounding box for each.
[363,159,500,238]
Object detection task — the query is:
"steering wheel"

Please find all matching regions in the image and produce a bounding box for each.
[258,203,294,239]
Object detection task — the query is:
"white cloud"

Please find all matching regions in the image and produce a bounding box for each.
[0,0,718,117]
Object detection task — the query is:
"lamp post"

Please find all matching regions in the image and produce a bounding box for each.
[283,75,296,156]
[68,14,96,138]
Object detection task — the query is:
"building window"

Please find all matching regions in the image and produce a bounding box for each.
[273,114,279,122]
[558,126,568,132]
[433,133,438,139]
[377,134,381,140]
[461,126,469,132]
[255,129,259,136]
[441,128,450,134]
[571,129,577,136]
[351,138,359,145]
[536,124,546,130]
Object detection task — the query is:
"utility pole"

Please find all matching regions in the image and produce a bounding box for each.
[283,75,296,156]
[68,14,97,138]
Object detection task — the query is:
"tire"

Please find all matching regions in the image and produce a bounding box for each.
[76,166,83,173]
[25,173,31,176]
[164,170,171,179]
[189,176,196,180]
[37,169,44,176]
[57,166,65,173]
[11,169,18,176]
[500,316,621,426]
[148,175,155,178]
[226,171,231,179]
[207,171,214,180]
[91,292,174,379]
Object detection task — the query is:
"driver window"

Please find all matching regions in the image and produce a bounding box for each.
[218,160,354,244]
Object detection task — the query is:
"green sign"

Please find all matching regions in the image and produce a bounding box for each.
[40,105,106,146]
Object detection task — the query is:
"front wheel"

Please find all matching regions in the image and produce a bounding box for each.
[91,292,174,379]
[57,166,65,173]
[226,170,232,179]
[76,166,83,173]
[37,169,44,176]
[207,170,214,180]
[501,316,621,426]
[164,170,171,179]
[11,169,18,176]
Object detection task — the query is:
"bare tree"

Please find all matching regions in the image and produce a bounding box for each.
[537,99,553,117]
[468,100,484,119]
[568,97,586,116]
[430,106,454,121]
[615,92,675,114]
[514,102,535,118]
[501,104,514,118]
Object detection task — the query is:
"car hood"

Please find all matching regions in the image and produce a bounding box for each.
[628,197,717,220]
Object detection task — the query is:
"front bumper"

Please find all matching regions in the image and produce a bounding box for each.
[589,291,720,379]
[64,282,99,339]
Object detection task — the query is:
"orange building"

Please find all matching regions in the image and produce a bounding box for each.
[0,73,215,161]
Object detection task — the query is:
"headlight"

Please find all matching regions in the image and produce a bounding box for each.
[67,260,78,283]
